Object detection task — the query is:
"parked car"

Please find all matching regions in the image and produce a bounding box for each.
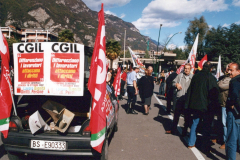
[1,46,119,160]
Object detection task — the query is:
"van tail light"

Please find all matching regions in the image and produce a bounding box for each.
[83,126,90,132]
[9,121,19,132]
[82,126,91,136]
[80,120,90,136]
[8,116,23,133]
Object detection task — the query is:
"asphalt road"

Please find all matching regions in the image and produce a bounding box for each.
[1,84,240,160]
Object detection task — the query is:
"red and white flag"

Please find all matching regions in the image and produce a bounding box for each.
[0,28,13,138]
[177,33,199,74]
[88,3,107,153]
[113,67,121,97]
[198,54,208,70]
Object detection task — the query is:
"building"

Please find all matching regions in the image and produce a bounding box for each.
[132,50,145,58]
[1,25,58,42]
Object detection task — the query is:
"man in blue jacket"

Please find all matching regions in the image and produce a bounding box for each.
[225,62,240,160]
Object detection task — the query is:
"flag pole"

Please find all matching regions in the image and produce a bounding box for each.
[10,89,17,116]
[7,75,17,115]
[124,28,126,68]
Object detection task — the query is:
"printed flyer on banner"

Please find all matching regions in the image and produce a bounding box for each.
[13,42,84,96]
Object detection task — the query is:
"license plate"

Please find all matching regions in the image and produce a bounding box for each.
[31,140,66,150]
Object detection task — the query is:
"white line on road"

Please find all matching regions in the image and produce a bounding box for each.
[153,94,205,160]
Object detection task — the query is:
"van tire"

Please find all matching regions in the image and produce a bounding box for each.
[114,123,118,132]
[7,151,24,160]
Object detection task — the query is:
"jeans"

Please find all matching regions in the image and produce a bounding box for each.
[188,115,200,146]
[159,82,165,95]
[127,86,136,104]
[222,107,227,143]
[188,111,213,150]
[225,111,240,160]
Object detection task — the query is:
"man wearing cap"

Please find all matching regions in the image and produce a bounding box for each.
[126,66,139,114]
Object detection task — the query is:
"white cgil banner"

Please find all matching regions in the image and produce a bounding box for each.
[13,42,84,96]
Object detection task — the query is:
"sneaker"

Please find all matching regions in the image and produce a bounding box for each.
[131,109,138,114]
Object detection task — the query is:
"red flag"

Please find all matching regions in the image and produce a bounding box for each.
[0,28,13,138]
[88,4,107,153]
[198,54,208,70]
[113,67,121,97]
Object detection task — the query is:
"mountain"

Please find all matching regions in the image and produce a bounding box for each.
[0,0,157,51]
[150,38,164,49]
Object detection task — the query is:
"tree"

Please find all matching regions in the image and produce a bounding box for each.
[144,50,150,58]
[106,39,121,68]
[6,37,19,62]
[173,48,186,60]
[204,24,240,66]
[184,16,209,60]
[6,37,19,47]
[119,50,131,58]
[58,29,74,42]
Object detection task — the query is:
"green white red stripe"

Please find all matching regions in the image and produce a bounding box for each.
[0,117,10,131]
[90,127,106,147]
[0,28,13,138]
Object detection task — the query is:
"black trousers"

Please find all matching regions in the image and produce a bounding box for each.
[166,89,173,112]
[127,86,136,104]
[171,99,190,131]
[120,80,126,96]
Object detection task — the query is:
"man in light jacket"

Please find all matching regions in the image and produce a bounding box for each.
[217,65,231,149]
[166,63,193,135]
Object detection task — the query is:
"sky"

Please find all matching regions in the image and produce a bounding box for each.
[82,0,240,50]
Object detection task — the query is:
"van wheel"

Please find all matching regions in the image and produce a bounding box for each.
[100,138,108,160]
[114,123,118,132]
[7,151,24,160]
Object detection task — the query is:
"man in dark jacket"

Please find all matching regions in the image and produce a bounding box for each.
[225,63,240,160]
[166,67,178,113]
[185,62,219,153]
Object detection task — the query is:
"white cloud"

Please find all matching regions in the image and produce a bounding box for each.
[222,23,230,27]
[178,45,187,50]
[120,13,126,19]
[105,10,117,16]
[233,0,240,7]
[235,20,240,24]
[82,0,131,11]
[144,30,150,35]
[132,0,228,30]
[208,25,213,28]
[167,44,177,50]
[105,11,126,19]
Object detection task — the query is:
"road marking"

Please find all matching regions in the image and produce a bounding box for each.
[154,94,205,160]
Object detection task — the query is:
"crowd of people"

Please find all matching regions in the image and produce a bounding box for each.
[108,61,240,159]
[162,62,240,159]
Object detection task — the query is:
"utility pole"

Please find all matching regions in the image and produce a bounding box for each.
[156,24,162,73]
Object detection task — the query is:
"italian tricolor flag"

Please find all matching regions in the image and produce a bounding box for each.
[0,28,13,138]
